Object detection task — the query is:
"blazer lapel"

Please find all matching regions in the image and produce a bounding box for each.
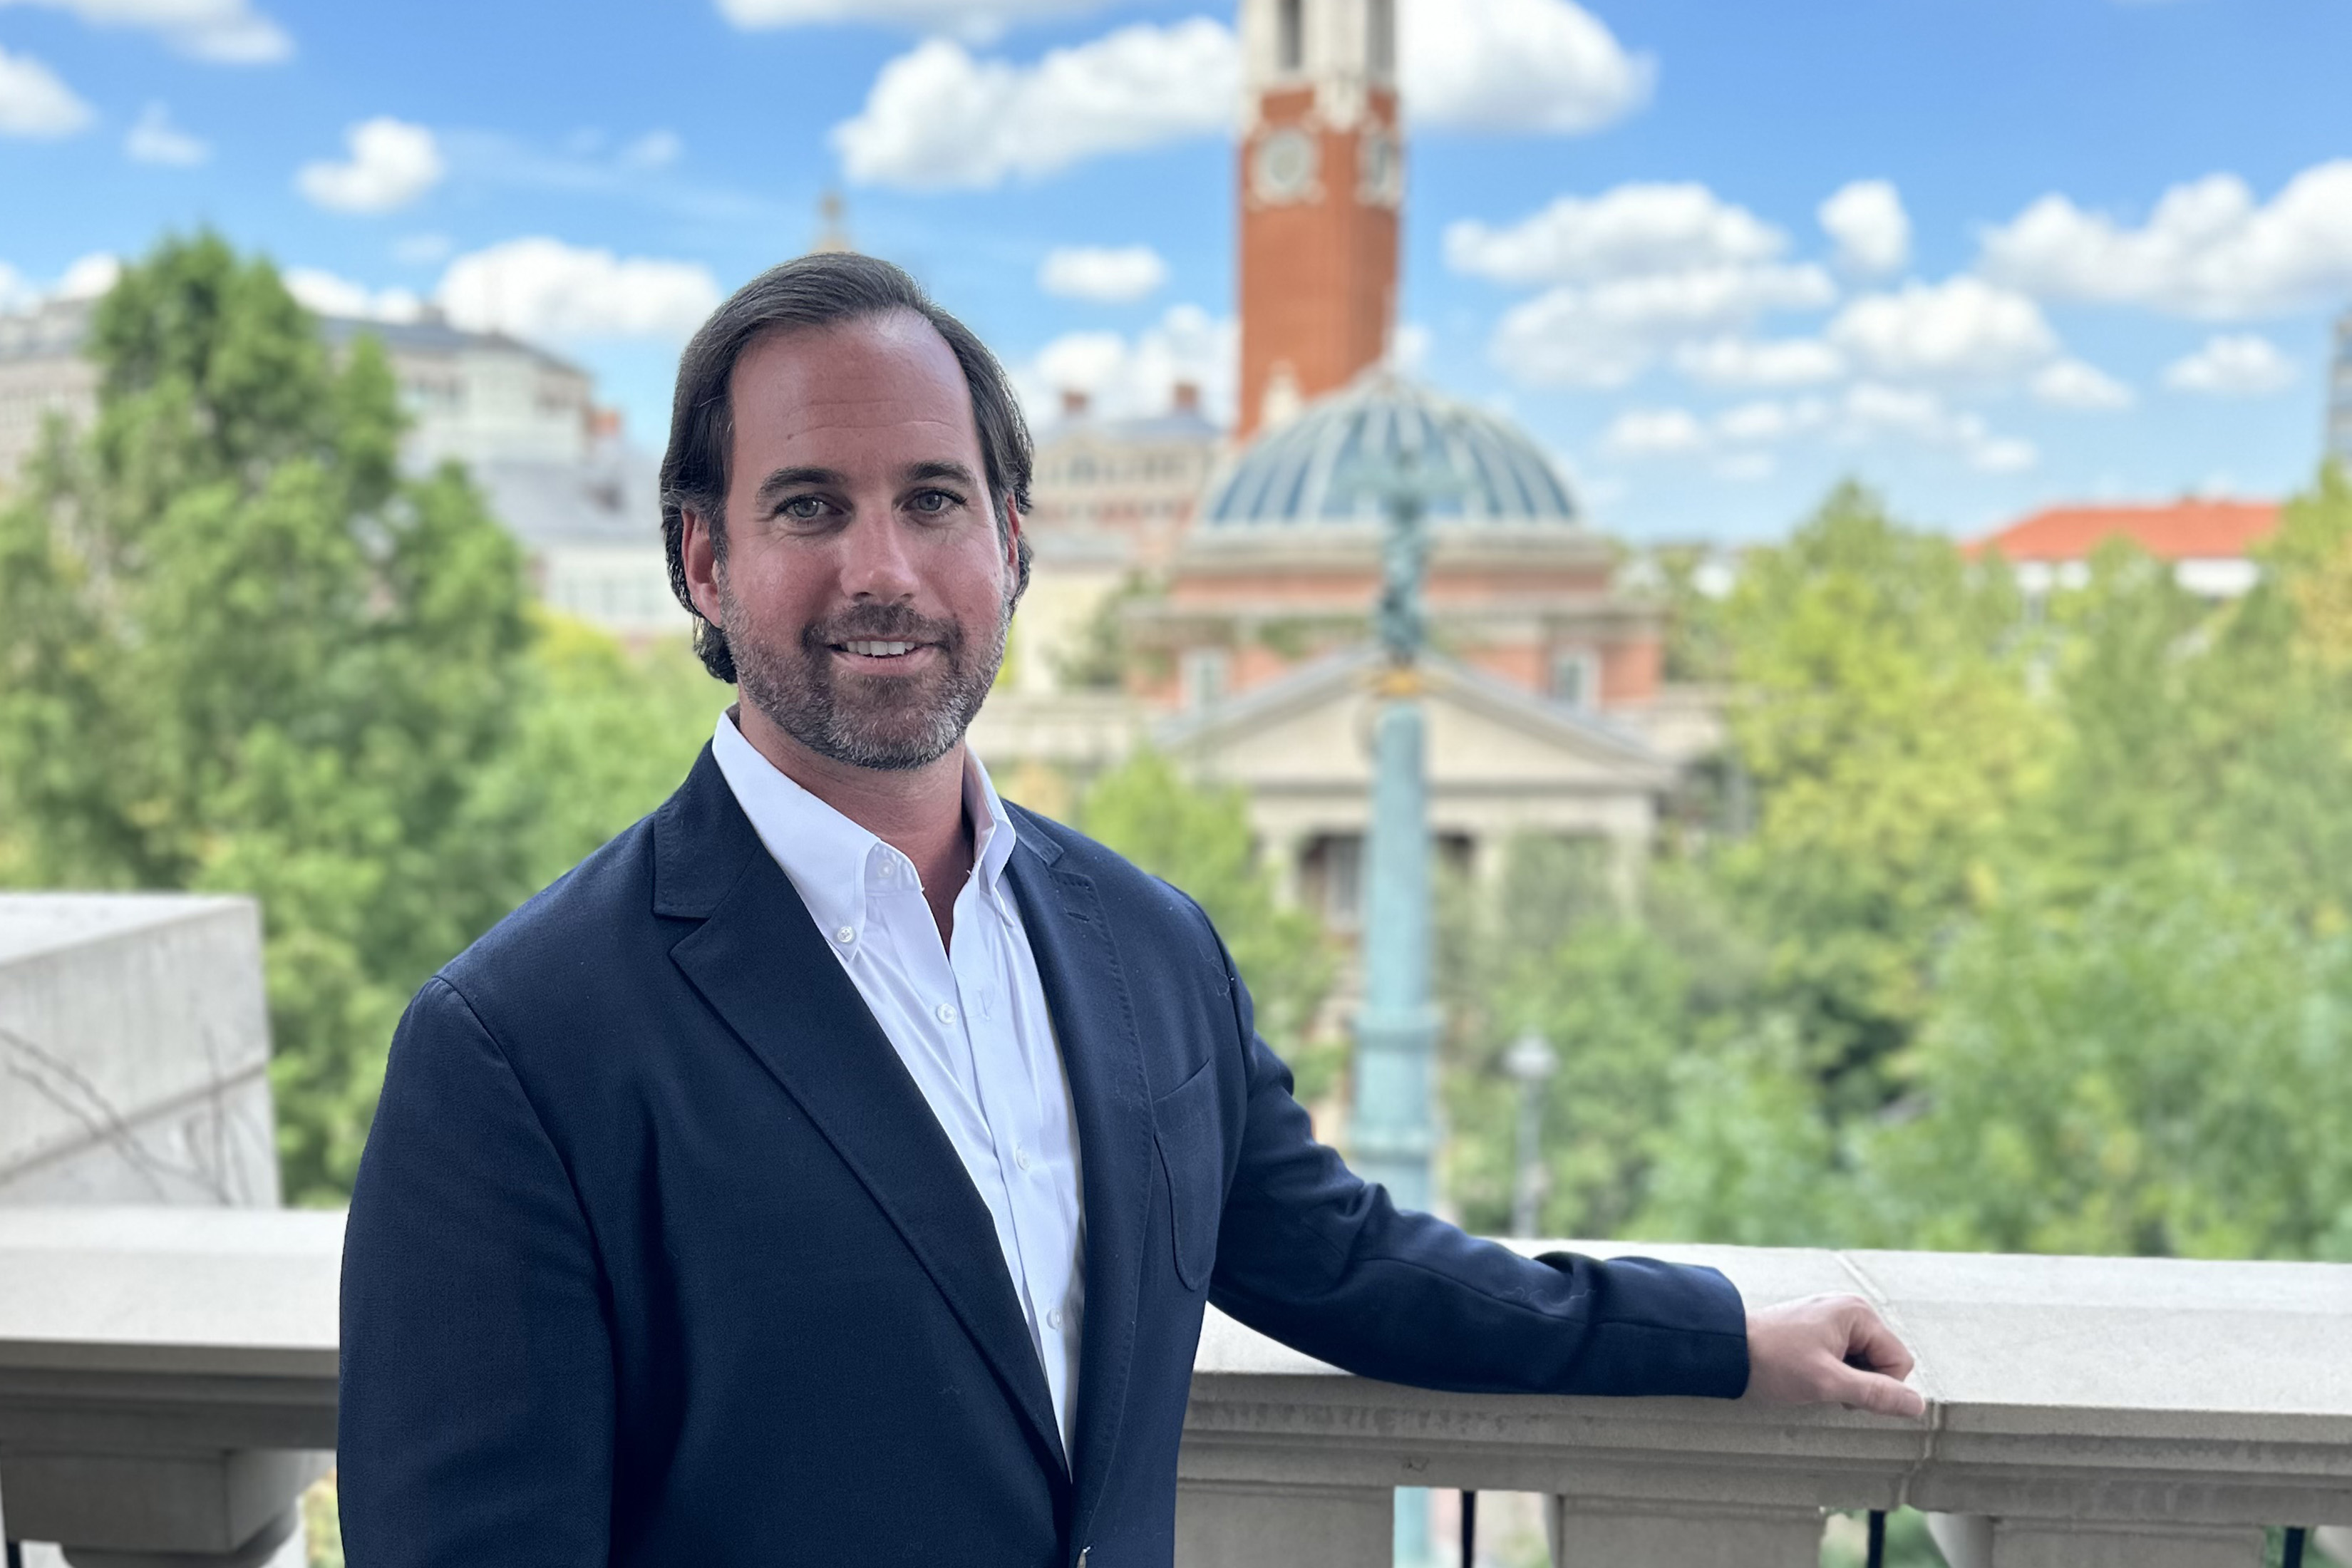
[1004,825,1155,1549]
[659,751,1068,1482]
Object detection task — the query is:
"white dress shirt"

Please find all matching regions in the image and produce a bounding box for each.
[711,713,1087,1457]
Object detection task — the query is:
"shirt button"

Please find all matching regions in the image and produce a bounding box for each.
[833,926,855,944]
[878,860,896,879]
[935,1002,958,1025]
[1047,1306,1066,1331]
[1013,1145,1033,1172]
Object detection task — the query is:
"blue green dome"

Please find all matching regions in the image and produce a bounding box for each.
[1204,371,1581,530]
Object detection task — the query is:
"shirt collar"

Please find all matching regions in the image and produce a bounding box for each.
[710,711,1019,935]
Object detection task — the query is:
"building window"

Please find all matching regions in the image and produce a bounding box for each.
[1182,646,1230,711]
[1277,0,1304,72]
[1551,648,1600,710]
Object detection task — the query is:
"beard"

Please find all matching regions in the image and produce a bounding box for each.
[720,578,1009,773]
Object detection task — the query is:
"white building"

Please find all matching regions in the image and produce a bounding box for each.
[0,296,683,638]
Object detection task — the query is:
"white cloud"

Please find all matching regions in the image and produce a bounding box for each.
[1673,335,1845,388]
[0,0,292,63]
[284,267,423,323]
[1446,182,1785,286]
[1827,276,2057,382]
[1037,244,1167,303]
[1716,396,1830,443]
[1601,407,1708,457]
[1979,160,2352,319]
[2162,334,2296,397]
[618,129,682,170]
[0,252,118,309]
[715,0,1096,38]
[2032,357,2135,411]
[0,46,92,138]
[393,232,453,265]
[1393,321,1433,372]
[55,251,120,299]
[1401,0,1653,135]
[1598,381,2036,477]
[1818,179,1909,275]
[832,19,1237,190]
[1016,302,1234,425]
[124,100,208,165]
[1488,263,1836,388]
[297,118,445,215]
[1837,381,2036,472]
[436,237,721,342]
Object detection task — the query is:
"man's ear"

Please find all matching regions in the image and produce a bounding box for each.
[681,507,724,625]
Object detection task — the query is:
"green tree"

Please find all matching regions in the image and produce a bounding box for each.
[475,614,718,892]
[1079,751,1340,1099]
[0,234,537,1202]
[1855,861,2352,1259]
[1437,838,1750,1240]
[1711,483,2050,1108]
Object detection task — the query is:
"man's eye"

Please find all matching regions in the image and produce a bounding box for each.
[778,495,828,520]
[910,489,962,515]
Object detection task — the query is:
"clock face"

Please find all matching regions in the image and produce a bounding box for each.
[1252,128,1318,203]
[1358,131,1403,207]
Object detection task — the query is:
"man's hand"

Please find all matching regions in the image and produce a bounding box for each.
[1743,1294,1926,1418]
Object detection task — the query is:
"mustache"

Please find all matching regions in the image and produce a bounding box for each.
[800,604,962,651]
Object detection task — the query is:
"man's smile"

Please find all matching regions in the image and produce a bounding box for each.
[830,638,939,669]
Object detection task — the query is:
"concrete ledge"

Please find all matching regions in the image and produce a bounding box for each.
[4,1212,2348,1561]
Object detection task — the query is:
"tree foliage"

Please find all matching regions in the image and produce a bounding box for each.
[1445,476,2352,1264]
[1079,750,1341,1100]
[0,234,712,1202]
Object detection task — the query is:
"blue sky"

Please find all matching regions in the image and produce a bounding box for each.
[4,0,2349,541]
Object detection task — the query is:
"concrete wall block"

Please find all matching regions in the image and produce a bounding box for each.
[1986,1517,2263,1568]
[0,1448,322,1554]
[1176,1477,1393,1568]
[1549,1497,1825,1568]
[0,895,277,1209]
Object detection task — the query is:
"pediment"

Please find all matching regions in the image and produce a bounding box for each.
[1155,651,1673,795]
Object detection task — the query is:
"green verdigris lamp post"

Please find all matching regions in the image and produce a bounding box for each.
[1347,442,1456,1568]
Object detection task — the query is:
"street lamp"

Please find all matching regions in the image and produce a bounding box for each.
[1502,1030,1558,1239]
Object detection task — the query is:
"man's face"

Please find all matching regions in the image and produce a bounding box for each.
[686,311,1020,773]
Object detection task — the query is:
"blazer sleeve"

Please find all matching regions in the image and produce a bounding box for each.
[338,976,617,1567]
[1192,914,1752,1400]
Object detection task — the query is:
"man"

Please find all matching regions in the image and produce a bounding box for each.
[339,254,1921,1568]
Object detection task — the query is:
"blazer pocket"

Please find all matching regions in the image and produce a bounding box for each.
[1150,1063,1223,1291]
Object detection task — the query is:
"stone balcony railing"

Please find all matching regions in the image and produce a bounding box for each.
[1,1209,2348,1567]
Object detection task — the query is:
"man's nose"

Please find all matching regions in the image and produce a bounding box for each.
[837,508,919,601]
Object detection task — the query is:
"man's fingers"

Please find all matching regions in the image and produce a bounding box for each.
[1836,1364,1926,1419]
[1843,1304,1916,1381]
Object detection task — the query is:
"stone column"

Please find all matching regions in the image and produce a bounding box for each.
[1261,828,1309,909]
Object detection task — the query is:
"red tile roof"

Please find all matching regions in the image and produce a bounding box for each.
[1971,500,2280,563]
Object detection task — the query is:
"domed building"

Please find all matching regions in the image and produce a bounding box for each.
[1130,370,1661,716]
[1118,370,1681,922]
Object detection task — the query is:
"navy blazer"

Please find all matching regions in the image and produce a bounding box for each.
[339,746,1748,1567]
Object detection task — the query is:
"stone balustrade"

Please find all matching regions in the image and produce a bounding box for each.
[2,1211,2348,1565]
[1180,1239,2352,1567]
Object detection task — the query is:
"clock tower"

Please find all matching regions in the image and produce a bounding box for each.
[1236,0,1403,438]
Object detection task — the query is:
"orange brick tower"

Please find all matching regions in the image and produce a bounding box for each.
[1236,0,1403,439]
